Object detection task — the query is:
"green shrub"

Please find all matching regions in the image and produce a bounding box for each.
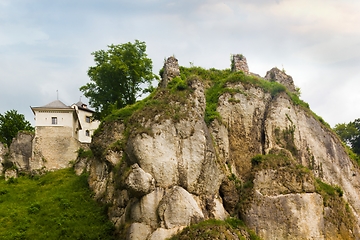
[77,148,93,158]
[316,178,343,197]
[251,155,263,166]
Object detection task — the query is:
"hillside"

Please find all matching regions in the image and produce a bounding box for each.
[0,168,115,239]
[74,55,360,239]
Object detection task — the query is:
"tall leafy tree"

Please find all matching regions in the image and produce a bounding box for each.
[0,110,34,146]
[80,40,157,119]
[334,118,360,154]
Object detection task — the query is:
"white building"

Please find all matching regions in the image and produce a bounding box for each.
[29,99,100,170]
[31,99,100,144]
[71,101,100,143]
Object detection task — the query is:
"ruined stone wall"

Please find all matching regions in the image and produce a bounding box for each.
[231,54,249,74]
[160,56,180,88]
[32,126,81,170]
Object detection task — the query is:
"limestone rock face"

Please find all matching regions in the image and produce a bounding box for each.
[0,142,6,173]
[83,79,227,240]
[127,222,152,240]
[264,67,296,93]
[158,186,204,229]
[9,132,34,171]
[125,164,155,197]
[82,59,360,240]
[213,84,272,177]
[246,192,325,240]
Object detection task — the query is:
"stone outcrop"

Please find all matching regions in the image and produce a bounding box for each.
[0,142,6,173]
[9,131,34,171]
[77,55,360,240]
[160,56,180,88]
[125,164,155,197]
[231,54,249,74]
[264,67,296,93]
[4,169,17,181]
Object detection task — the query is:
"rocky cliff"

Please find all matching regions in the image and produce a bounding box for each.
[76,56,360,240]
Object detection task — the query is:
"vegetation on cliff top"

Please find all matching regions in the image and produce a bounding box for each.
[0,168,115,240]
[169,218,261,240]
[80,40,158,120]
[101,66,312,125]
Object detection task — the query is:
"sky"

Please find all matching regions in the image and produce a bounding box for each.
[1,0,359,127]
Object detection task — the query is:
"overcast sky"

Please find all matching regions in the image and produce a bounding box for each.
[1,0,359,127]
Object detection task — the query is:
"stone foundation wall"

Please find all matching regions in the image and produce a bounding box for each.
[32,126,81,170]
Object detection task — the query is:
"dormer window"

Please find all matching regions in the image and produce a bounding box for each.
[52,117,58,125]
[85,116,91,123]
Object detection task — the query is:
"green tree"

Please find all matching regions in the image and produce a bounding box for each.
[0,110,34,146]
[80,40,157,119]
[334,119,360,154]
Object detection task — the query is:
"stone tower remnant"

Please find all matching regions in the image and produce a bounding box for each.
[231,54,249,74]
[160,56,180,88]
[264,67,296,93]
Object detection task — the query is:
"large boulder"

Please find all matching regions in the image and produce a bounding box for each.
[157,186,204,229]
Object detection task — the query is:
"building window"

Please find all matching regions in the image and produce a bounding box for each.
[85,116,91,123]
[52,117,58,125]
[85,130,90,137]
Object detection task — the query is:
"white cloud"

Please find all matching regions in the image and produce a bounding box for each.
[0,25,49,46]
[0,0,360,127]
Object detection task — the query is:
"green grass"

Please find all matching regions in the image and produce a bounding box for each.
[0,168,115,240]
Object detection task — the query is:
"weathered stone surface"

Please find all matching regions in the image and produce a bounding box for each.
[83,57,360,239]
[127,222,152,240]
[0,142,6,173]
[232,54,249,74]
[245,192,325,240]
[215,84,272,178]
[264,92,360,230]
[105,150,122,167]
[126,80,223,195]
[148,227,184,240]
[74,157,90,175]
[208,196,229,220]
[9,131,34,171]
[131,188,164,229]
[254,168,315,196]
[5,169,17,181]
[160,56,180,88]
[219,177,239,215]
[264,67,296,93]
[125,164,155,197]
[32,126,80,170]
[90,121,125,159]
[158,186,204,229]
[88,159,112,201]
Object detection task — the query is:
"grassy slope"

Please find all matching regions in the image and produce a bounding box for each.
[0,168,115,240]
